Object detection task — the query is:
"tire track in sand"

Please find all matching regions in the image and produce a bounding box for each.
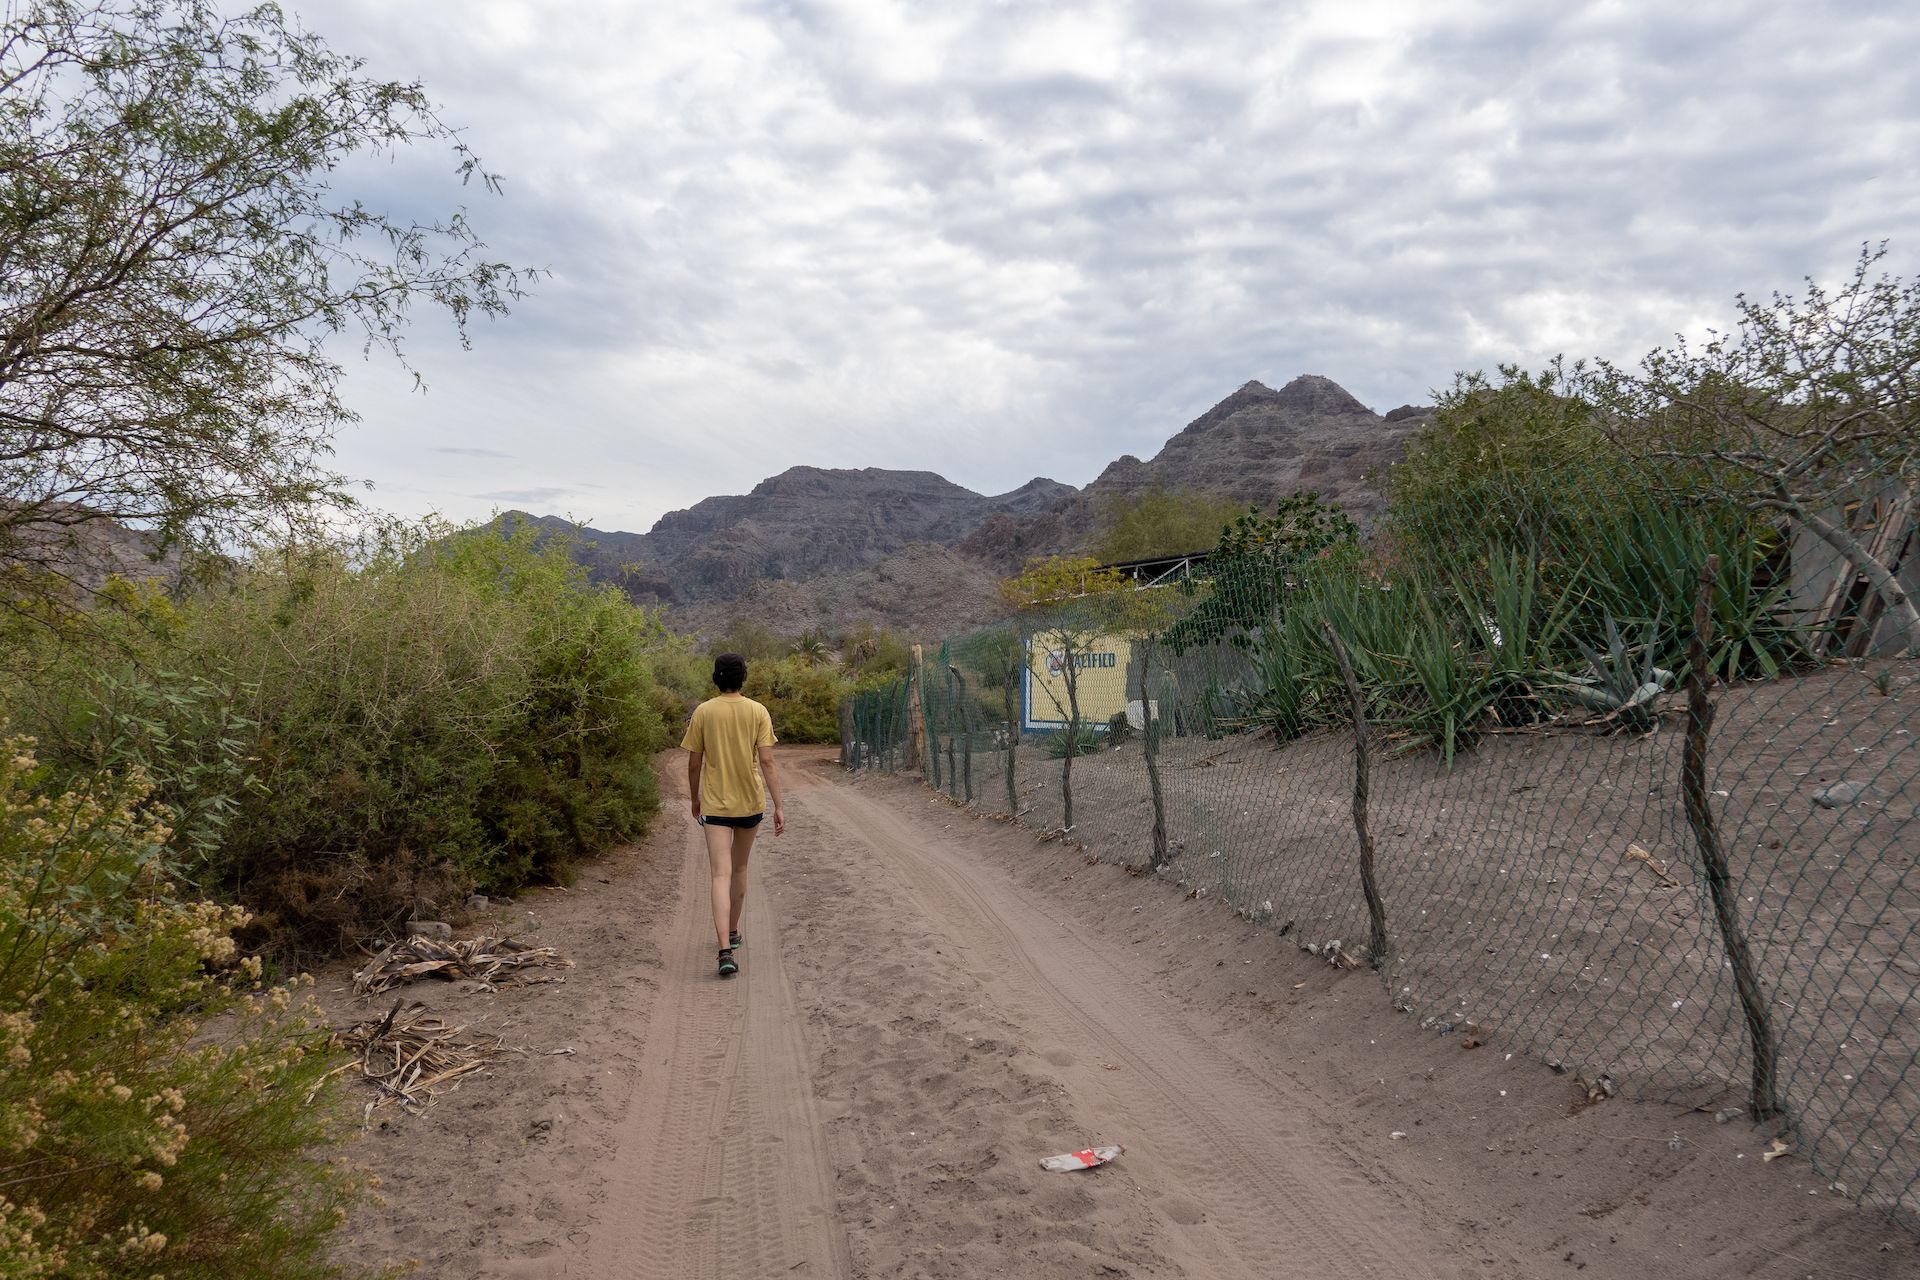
[801,780,1452,1280]
[566,769,851,1280]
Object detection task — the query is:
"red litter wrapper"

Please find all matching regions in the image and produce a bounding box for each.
[1039,1144,1123,1171]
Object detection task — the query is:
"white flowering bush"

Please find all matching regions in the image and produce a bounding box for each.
[0,739,379,1279]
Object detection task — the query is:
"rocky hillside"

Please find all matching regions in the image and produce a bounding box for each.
[523,375,1426,636]
[1086,375,1423,515]
[959,375,1429,570]
[1,507,185,596]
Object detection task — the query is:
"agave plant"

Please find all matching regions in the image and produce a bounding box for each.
[1550,614,1673,731]
[1454,542,1577,727]
[1225,621,1313,740]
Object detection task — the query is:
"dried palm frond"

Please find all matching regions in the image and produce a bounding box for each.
[327,999,508,1124]
[352,934,573,996]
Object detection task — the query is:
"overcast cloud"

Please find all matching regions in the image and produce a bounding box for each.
[292,0,1920,533]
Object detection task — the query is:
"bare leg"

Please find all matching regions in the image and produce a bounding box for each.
[704,822,735,949]
[728,825,759,936]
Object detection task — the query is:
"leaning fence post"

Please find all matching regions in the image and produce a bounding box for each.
[1322,620,1390,969]
[1684,554,1782,1119]
[1138,637,1169,871]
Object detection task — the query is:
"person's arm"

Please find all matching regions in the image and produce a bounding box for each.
[686,751,703,821]
[758,744,785,835]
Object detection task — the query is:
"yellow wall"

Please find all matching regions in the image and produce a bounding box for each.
[1024,631,1133,728]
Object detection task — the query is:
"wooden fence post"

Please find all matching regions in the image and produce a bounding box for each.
[1683,554,1782,1118]
[907,643,927,778]
[1322,621,1390,969]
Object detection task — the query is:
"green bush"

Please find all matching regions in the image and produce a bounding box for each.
[0,742,372,1280]
[0,583,265,895]
[1094,485,1244,563]
[839,623,913,682]
[6,521,676,955]
[745,656,849,743]
[434,524,672,888]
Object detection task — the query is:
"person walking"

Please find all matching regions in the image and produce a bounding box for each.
[681,652,785,976]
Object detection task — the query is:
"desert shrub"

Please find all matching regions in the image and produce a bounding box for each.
[432,524,671,887]
[1161,493,1359,651]
[710,618,789,662]
[1042,725,1100,757]
[1383,366,1808,685]
[0,521,677,954]
[174,533,527,946]
[647,640,718,722]
[0,742,370,1280]
[0,585,265,895]
[1094,486,1244,563]
[1382,364,1622,575]
[839,623,913,682]
[746,656,849,743]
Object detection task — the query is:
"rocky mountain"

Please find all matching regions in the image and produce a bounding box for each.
[1,506,185,596]
[1084,375,1422,516]
[508,469,1072,611]
[524,375,1426,636]
[958,374,1430,570]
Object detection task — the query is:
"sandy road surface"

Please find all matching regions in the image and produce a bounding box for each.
[568,751,1449,1278]
[565,781,852,1279]
[335,748,1915,1279]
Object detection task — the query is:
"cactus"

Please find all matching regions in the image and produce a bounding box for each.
[1551,614,1673,730]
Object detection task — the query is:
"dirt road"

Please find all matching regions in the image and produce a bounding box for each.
[335,749,1915,1278]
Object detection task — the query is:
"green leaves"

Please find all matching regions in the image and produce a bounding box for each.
[1,0,530,611]
[1550,615,1673,732]
[1162,492,1359,651]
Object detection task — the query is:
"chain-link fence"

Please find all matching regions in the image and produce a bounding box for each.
[843,454,1920,1224]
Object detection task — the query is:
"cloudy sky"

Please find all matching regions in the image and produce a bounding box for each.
[296,0,1920,534]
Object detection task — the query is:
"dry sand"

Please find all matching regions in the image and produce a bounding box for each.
[325,747,1917,1278]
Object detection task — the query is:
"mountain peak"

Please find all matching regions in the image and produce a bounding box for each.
[1270,373,1372,416]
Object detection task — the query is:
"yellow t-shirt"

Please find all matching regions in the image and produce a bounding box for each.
[680,695,777,818]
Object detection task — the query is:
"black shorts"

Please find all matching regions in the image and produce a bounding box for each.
[700,813,764,829]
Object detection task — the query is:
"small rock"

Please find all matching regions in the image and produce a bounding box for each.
[1815,781,1867,808]
[1547,1059,1568,1074]
[464,894,490,913]
[406,920,453,940]
[1436,1022,1454,1035]
[1714,1107,1745,1124]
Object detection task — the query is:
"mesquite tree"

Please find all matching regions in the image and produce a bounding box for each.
[0,0,525,601]
[1585,245,1920,650]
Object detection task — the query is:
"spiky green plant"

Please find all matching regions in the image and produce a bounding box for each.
[1550,614,1673,731]
[1454,543,1578,726]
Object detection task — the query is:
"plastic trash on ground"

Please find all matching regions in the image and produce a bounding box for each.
[1039,1144,1123,1171]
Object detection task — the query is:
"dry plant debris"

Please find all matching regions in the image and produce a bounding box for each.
[1302,938,1363,969]
[329,999,509,1124]
[1623,842,1682,888]
[352,933,574,996]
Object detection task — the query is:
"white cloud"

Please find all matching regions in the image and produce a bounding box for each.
[286,0,1920,533]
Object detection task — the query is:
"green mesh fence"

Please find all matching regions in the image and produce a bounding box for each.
[845,678,913,774]
[842,458,1920,1226]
